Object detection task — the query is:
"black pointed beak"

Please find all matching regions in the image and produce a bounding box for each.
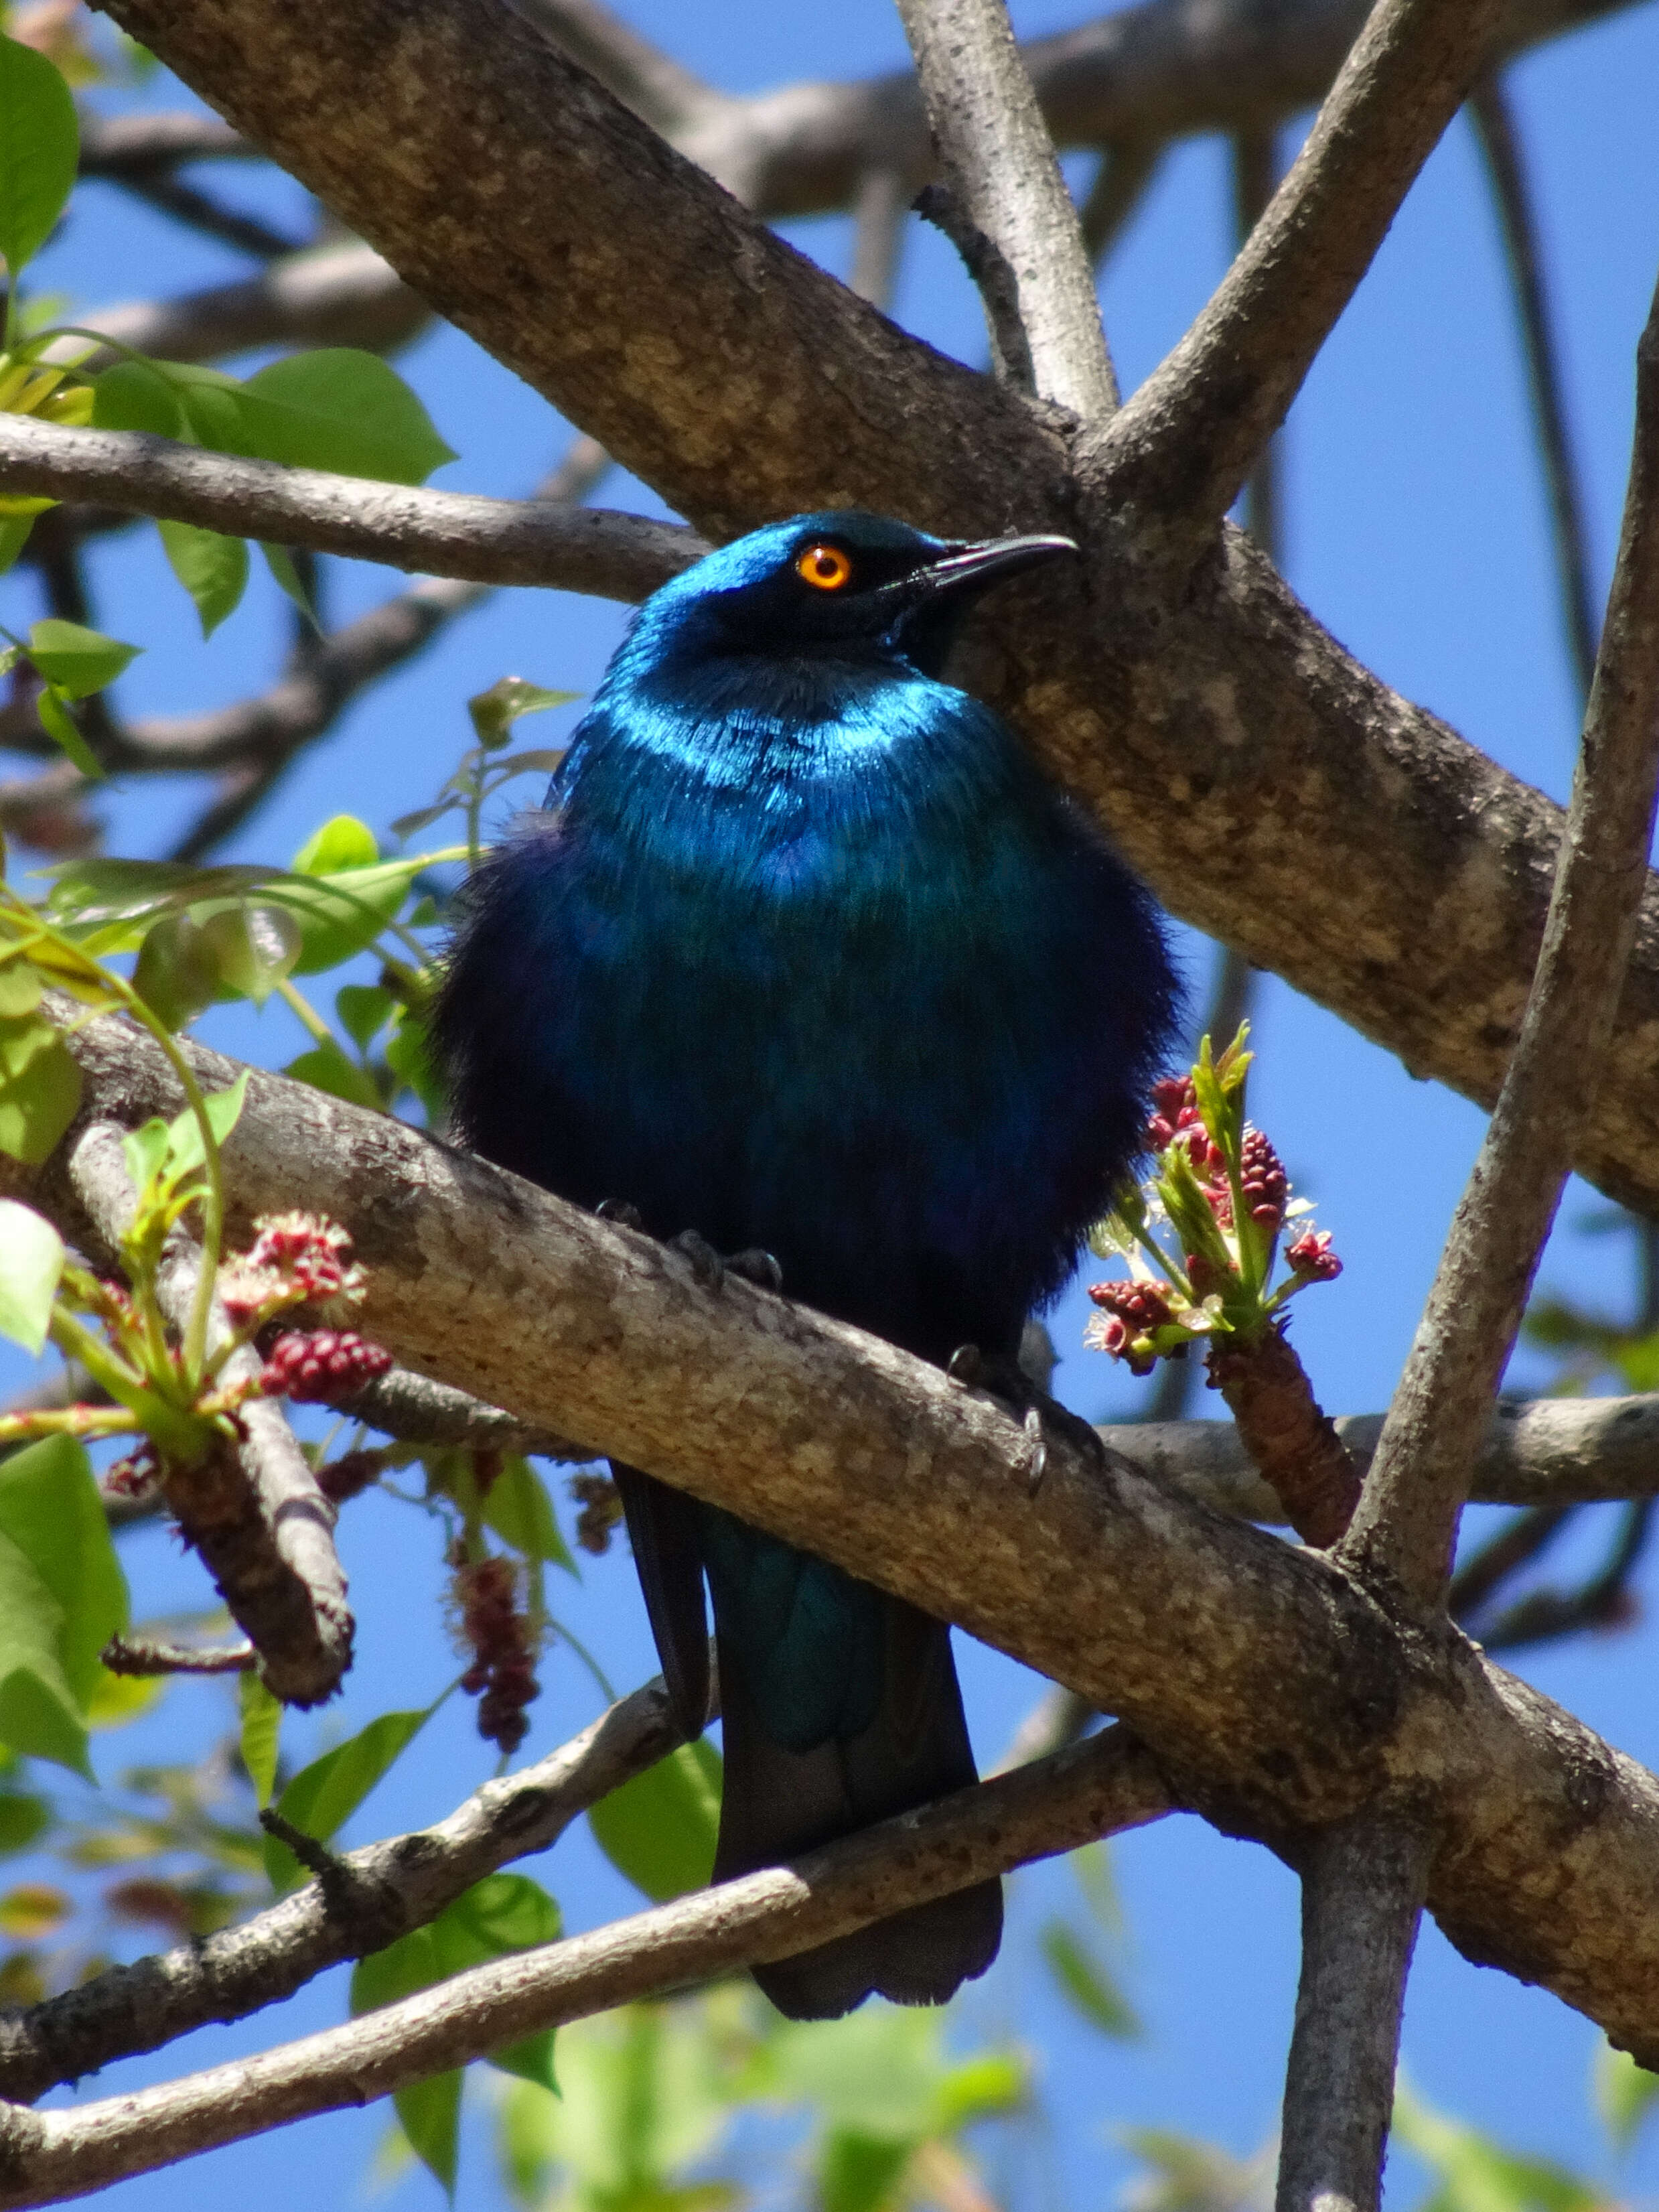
[918,532,1078,604]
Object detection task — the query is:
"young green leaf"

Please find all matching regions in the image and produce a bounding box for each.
[239,350,456,484]
[0,1012,82,1164]
[467,676,576,752]
[90,356,188,441]
[26,618,141,699]
[0,1436,130,1708]
[200,904,301,1006]
[0,514,37,575]
[0,33,78,283]
[157,519,249,638]
[238,1671,282,1809]
[133,912,221,1033]
[335,982,394,1054]
[159,1070,250,1187]
[482,1459,577,1576]
[0,1200,64,1355]
[392,2069,462,2197]
[1038,1918,1140,2038]
[283,1041,384,1113]
[0,960,42,1019]
[0,1793,48,1857]
[259,542,319,628]
[0,1532,89,1779]
[33,685,102,780]
[1595,2038,1659,2154]
[293,815,378,875]
[263,1704,433,1893]
[816,2129,911,2212]
[588,1739,722,1903]
[384,1014,445,1119]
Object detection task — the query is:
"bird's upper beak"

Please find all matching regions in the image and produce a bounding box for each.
[917,532,1078,603]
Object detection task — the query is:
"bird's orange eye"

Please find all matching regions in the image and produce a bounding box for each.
[795,543,854,592]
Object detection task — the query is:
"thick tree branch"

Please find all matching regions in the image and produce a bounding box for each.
[11,1014,1659,2063]
[1275,1813,1433,2212]
[1342,269,1659,1606]
[0,1728,1170,2200]
[66,1123,352,1706]
[1088,0,1506,527]
[896,0,1118,415]
[0,1671,687,2103]
[0,415,695,600]
[507,0,718,132]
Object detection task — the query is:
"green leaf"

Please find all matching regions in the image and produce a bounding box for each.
[336,982,394,1052]
[283,1041,384,1112]
[27,618,141,700]
[161,1071,249,1187]
[0,1531,87,1777]
[263,1704,432,1892]
[259,542,319,627]
[239,351,455,484]
[482,1459,576,1576]
[293,815,378,875]
[0,1200,63,1355]
[133,913,221,1032]
[199,904,301,1006]
[34,685,102,780]
[0,1436,129,1707]
[817,2130,912,2212]
[1595,2038,1659,2152]
[238,1671,282,1808]
[1392,2081,1611,2212]
[392,2069,461,2197]
[467,677,576,752]
[281,860,426,975]
[0,514,36,575]
[157,519,249,638]
[384,1012,444,1119]
[90,357,188,440]
[0,33,78,281]
[1038,1918,1139,2037]
[0,1012,82,1164]
[0,1793,48,1857]
[121,1117,170,1200]
[589,1739,721,1903]
[0,961,42,1019]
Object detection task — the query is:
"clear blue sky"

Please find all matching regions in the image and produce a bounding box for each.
[6,1,1659,2205]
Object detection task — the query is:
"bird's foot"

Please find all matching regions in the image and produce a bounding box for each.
[595,1198,644,1231]
[668,1230,783,1296]
[946,1344,1103,1498]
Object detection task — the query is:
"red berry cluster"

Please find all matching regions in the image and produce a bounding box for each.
[1239,1126,1289,1233]
[1146,1077,1226,1177]
[259,1329,393,1403]
[454,1553,540,1755]
[569,1470,623,1556]
[1086,1279,1173,1375]
[1286,1230,1342,1283]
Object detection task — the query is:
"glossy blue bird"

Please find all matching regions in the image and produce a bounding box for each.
[434,510,1177,2018]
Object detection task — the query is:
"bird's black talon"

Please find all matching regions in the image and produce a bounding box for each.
[669,1229,727,1290]
[595,1198,644,1232]
[1021,1406,1048,1497]
[947,1343,984,1385]
[728,1248,784,1294]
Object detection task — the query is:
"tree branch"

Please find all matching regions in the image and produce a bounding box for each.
[0,1671,690,2103]
[12,1013,1659,2061]
[1341,267,1659,1606]
[66,1123,352,1706]
[1090,0,1506,528]
[895,0,1118,416]
[0,415,696,600]
[1275,1813,1433,2212]
[1469,69,1599,701]
[0,1728,1171,2199]
[506,0,719,133]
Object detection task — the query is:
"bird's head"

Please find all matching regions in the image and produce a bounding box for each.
[626,510,1077,683]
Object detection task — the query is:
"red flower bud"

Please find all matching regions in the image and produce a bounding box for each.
[1240,1126,1289,1232]
[1287,1231,1342,1283]
[259,1329,394,1403]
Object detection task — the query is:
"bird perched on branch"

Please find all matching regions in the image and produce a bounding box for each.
[435,510,1177,2018]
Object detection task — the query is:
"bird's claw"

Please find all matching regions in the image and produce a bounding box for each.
[728,1247,784,1294]
[595,1198,644,1231]
[947,1342,1100,1497]
[669,1229,727,1290]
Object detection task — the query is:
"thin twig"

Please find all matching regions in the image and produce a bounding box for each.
[1340,269,1659,1606]
[1469,70,1599,701]
[332,1363,589,1463]
[849,167,912,308]
[66,1123,353,1706]
[1275,1813,1433,2212]
[108,170,303,260]
[895,0,1118,417]
[1094,0,1505,531]
[0,1728,1171,2201]
[0,415,697,600]
[1478,1500,1654,1651]
[0,1672,689,2103]
[102,1635,257,1676]
[1079,137,1163,266]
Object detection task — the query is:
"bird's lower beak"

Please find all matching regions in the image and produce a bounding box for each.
[921,533,1078,603]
